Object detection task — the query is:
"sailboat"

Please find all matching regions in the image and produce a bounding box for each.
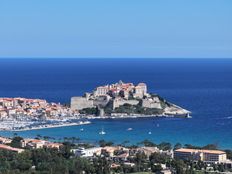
[99,127,106,135]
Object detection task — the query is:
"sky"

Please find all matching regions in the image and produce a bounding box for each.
[0,0,231,58]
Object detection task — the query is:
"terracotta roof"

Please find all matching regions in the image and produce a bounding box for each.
[44,143,62,148]
[24,139,45,143]
[116,152,129,158]
[175,148,226,155]
[0,144,24,153]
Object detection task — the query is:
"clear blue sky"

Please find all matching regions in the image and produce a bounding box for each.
[0,0,231,58]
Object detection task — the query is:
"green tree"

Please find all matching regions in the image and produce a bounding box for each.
[149,152,170,164]
[174,143,182,150]
[158,142,172,151]
[10,136,23,148]
[134,152,147,172]
[138,139,156,147]
[225,149,232,160]
[99,140,114,147]
[151,164,162,172]
[172,159,187,174]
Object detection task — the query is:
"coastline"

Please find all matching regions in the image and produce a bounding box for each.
[86,113,191,120]
[86,107,191,119]
[0,111,190,132]
[1,121,91,132]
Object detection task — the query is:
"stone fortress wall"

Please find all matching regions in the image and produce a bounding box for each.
[71,97,94,110]
[141,97,162,109]
[112,98,139,109]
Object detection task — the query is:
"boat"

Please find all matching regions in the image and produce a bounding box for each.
[148,131,152,135]
[80,128,84,131]
[127,128,133,131]
[99,128,106,135]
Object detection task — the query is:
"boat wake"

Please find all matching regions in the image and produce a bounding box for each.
[215,116,232,120]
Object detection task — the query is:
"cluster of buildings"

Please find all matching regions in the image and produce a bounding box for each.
[0,136,62,153]
[20,138,63,149]
[0,136,12,144]
[93,80,147,99]
[71,81,158,112]
[71,146,172,173]
[0,97,76,119]
[72,146,231,165]
[71,146,232,171]
[0,144,25,153]
[0,134,232,173]
[72,146,162,158]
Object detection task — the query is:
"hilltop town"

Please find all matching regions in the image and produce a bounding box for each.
[0,97,89,131]
[71,81,190,118]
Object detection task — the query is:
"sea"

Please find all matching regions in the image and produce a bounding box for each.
[0,58,232,149]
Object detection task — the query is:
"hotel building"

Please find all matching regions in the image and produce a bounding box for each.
[174,148,227,164]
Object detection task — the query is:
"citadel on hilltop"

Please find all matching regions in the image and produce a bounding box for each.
[71,81,190,117]
[93,80,147,99]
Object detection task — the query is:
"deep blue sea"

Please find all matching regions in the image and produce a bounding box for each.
[0,58,232,149]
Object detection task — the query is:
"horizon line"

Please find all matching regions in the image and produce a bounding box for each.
[0,57,232,59]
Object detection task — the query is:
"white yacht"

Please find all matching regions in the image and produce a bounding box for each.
[99,128,106,135]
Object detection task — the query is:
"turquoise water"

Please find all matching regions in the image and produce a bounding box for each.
[0,58,232,148]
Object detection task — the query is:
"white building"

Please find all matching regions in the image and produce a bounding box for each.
[21,139,46,149]
[94,86,109,96]
[71,147,102,157]
[134,83,147,98]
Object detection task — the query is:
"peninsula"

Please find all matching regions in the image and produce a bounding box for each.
[0,81,190,131]
[71,81,190,118]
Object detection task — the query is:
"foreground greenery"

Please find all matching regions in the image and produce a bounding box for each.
[0,137,232,174]
[0,146,175,174]
[0,148,91,174]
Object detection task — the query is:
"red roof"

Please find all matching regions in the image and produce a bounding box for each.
[0,144,24,153]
